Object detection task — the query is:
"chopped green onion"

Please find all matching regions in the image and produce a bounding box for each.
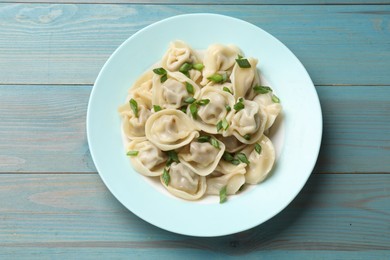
[253,85,272,94]
[221,118,229,130]
[222,152,234,162]
[185,82,194,94]
[223,87,232,94]
[193,63,204,71]
[235,58,251,68]
[129,98,138,117]
[197,136,210,143]
[216,120,223,132]
[153,67,167,75]
[239,97,244,103]
[231,159,240,165]
[243,134,251,140]
[153,105,162,112]
[189,103,198,119]
[162,168,170,186]
[225,105,231,112]
[179,62,192,73]
[255,143,262,154]
[207,74,223,83]
[222,73,228,83]
[233,100,245,111]
[180,106,187,113]
[184,97,196,104]
[210,137,220,149]
[272,94,280,103]
[219,186,227,204]
[126,150,138,156]
[166,150,179,166]
[160,74,168,83]
[197,99,210,106]
[237,153,250,164]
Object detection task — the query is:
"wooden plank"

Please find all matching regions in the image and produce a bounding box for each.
[0,173,388,257]
[0,85,389,173]
[0,0,388,4]
[0,4,389,85]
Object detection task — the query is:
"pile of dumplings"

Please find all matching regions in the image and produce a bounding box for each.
[118,41,282,202]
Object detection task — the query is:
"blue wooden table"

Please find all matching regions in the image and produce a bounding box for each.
[0,1,389,258]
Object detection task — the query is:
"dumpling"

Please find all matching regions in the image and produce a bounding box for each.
[229,99,267,144]
[200,44,242,86]
[231,58,259,99]
[152,71,201,109]
[240,135,275,184]
[215,135,246,153]
[118,103,151,140]
[216,159,247,175]
[192,87,235,134]
[161,162,207,200]
[206,171,245,196]
[161,40,199,71]
[145,109,199,151]
[254,92,282,130]
[128,70,154,109]
[178,138,225,176]
[127,139,167,176]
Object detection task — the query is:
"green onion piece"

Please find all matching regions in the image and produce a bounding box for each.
[153,67,167,75]
[189,103,198,119]
[185,82,194,94]
[237,153,250,164]
[225,105,231,112]
[184,97,196,104]
[210,137,220,149]
[235,58,251,68]
[243,134,251,140]
[223,87,233,94]
[255,143,262,154]
[197,136,210,143]
[231,159,240,165]
[197,99,210,106]
[234,100,245,111]
[221,118,229,130]
[166,150,179,166]
[272,94,280,103]
[253,85,272,94]
[162,168,170,186]
[222,152,234,162]
[179,62,192,73]
[193,63,204,71]
[153,105,162,112]
[129,98,138,117]
[239,97,244,103]
[216,120,223,132]
[207,74,223,83]
[219,186,227,204]
[180,106,187,113]
[126,150,138,156]
[160,74,168,83]
[222,73,228,83]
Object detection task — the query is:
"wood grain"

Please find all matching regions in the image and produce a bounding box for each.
[0,0,388,4]
[0,85,389,173]
[0,173,388,257]
[0,4,389,85]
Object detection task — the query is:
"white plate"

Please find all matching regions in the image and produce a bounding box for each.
[87,13,322,237]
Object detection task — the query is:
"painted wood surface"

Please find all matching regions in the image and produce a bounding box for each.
[0,4,389,85]
[0,85,389,173]
[1,0,388,4]
[0,174,388,258]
